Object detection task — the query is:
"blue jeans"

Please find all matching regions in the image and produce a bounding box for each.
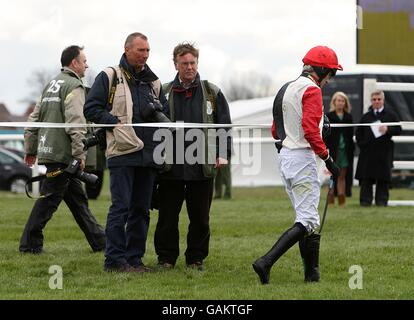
[104,166,156,268]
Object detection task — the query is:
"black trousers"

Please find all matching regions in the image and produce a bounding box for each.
[19,164,106,253]
[359,178,390,206]
[154,179,214,265]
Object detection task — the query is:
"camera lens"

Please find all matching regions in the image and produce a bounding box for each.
[83,135,99,150]
[83,129,107,150]
[76,171,99,185]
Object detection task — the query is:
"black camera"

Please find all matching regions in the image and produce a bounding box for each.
[83,128,107,151]
[141,98,171,123]
[65,159,99,185]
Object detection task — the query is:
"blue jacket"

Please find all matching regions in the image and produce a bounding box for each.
[84,54,169,169]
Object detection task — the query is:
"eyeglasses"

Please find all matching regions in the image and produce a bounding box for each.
[371,98,383,101]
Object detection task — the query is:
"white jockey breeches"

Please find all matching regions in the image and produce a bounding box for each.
[278,148,320,233]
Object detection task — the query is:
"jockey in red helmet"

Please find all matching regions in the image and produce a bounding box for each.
[253,46,342,285]
[302,45,343,85]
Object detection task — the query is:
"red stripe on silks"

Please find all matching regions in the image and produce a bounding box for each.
[301,86,328,159]
[271,120,277,139]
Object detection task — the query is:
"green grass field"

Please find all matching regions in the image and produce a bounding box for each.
[0,181,413,300]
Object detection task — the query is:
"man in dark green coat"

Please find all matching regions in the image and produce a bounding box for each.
[154,42,232,270]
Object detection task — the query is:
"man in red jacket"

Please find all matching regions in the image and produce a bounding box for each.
[253,46,342,284]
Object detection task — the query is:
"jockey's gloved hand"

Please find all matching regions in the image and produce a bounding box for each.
[324,156,340,178]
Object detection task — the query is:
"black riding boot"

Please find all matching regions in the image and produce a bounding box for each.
[252,223,307,284]
[299,232,320,282]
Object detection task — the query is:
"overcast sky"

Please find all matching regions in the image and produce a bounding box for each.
[1,0,414,115]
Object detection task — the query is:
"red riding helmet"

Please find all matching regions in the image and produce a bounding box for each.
[302,46,343,71]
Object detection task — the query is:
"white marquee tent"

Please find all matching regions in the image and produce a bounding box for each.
[228,96,329,187]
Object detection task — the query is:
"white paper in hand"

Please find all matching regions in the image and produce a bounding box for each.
[370,120,384,138]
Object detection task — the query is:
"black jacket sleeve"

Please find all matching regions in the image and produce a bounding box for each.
[355,114,372,149]
[84,71,119,125]
[385,110,402,137]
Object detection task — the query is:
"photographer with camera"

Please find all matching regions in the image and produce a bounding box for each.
[82,96,170,151]
[84,33,169,273]
[19,45,106,254]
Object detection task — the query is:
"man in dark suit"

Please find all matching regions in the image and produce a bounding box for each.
[355,90,402,206]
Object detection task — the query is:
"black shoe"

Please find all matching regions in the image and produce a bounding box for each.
[32,248,45,254]
[360,202,372,207]
[104,264,130,273]
[187,261,203,271]
[252,258,270,284]
[20,248,44,254]
[376,202,387,207]
[157,261,175,270]
[130,264,152,273]
[305,272,320,282]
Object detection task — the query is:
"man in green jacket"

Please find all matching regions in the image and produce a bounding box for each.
[19,45,106,254]
[154,42,232,270]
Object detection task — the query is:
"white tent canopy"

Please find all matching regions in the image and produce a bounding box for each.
[230,96,274,125]
[229,96,328,187]
[229,96,280,187]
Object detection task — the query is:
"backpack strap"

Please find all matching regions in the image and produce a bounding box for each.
[199,80,220,178]
[106,66,118,111]
[202,80,217,114]
[163,81,174,99]
[162,81,175,121]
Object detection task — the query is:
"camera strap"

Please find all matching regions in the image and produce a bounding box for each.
[25,168,65,199]
[107,66,118,111]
